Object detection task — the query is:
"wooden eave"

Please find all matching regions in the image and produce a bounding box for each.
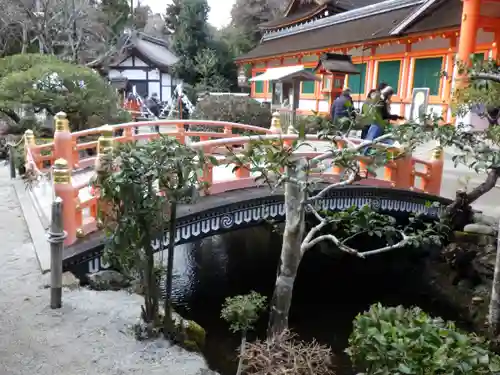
[235,27,460,65]
[260,3,332,30]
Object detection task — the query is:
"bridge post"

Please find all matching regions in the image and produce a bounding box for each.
[332,140,344,175]
[385,148,414,189]
[53,112,75,169]
[94,126,115,223]
[423,147,444,195]
[24,129,39,170]
[53,158,78,246]
[176,124,186,144]
[270,111,282,134]
[123,126,134,143]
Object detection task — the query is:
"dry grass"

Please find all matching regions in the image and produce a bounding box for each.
[241,329,335,374]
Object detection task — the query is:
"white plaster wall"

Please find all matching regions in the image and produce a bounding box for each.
[149,69,160,80]
[134,57,149,67]
[117,57,134,67]
[318,100,329,112]
[148,82,161,97]
[298,99,316,111]
[109,69,147,80]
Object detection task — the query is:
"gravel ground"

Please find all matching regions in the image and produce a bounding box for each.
[0,167,213,375]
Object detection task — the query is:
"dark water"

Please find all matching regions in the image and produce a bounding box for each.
[166,225,465,375]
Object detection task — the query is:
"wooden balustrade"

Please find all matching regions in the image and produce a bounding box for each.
[24,112,445,246]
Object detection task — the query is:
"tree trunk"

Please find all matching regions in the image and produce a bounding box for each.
[267,162,306,337]
[236,329,247,375]
[163,200,177,338]
[488,219,500,336]
[143,243,159,324]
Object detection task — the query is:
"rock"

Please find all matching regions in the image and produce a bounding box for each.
[472,296,484,304]
[463,223,497,236]
[62,272,80,289]
[159,307,206,352]
[41,271,80,290]
[87,270,130,291]
[473,213,498,227]
[128,278,144,295]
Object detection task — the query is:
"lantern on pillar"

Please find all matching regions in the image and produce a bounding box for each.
[237,66,248,92]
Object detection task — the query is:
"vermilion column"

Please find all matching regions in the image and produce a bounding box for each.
[457,0,481,66]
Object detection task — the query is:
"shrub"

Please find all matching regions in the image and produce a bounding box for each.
[0,54,129,131]
[191,95,272,133]
[347,303,500,374]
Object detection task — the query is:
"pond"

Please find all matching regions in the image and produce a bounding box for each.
[165,225,467,375]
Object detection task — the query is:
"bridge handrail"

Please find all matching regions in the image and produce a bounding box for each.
[71,119,273,139]
[23,111,444,247]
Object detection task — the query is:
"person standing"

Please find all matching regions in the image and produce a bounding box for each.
[331,88,354,124]
[363,86,404,152]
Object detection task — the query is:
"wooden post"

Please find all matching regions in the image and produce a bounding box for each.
[457,0,481,67]
[270,111,282,134]
[48,197,65,309]
[425,147,444,195]
[9,146,16,179]
[97,125,114,155]
[53,158,77,246]
[53,112,74,169]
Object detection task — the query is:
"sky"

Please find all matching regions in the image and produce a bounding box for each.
[142,0,236,29]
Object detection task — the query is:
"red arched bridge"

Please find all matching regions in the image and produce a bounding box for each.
[23,112,448,277]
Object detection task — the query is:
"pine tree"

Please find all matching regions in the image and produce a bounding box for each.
[165,0,210,85]
[99,0,131,38]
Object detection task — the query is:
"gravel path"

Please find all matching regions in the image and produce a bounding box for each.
[0,166,213,375]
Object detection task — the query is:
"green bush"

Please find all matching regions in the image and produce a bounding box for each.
[291,113,331,134]
[0,54,130,131]
[191,95,272,133]
[347,303,500,374]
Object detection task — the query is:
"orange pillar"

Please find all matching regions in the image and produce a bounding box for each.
[424,147,444,195]
[493,29,500,61]
[457,0,481,66]
[53,158,78,246]
[53,112,74,169]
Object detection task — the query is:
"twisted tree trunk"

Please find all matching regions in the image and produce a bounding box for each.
[488,220,500,336]
[267,162,306,337]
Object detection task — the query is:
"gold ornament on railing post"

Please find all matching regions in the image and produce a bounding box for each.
[97,125,114,156]
[53,112,74,169]
[24,129,35,147]
[426,143,444,195]
[270,111,282,133]
[53,158,78,246]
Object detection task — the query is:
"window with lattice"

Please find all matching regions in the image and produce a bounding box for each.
[377,60,401,94]
[301,68,316,94]
[348,63,366,94]
[412,57,443,96]
[254,72,264,94]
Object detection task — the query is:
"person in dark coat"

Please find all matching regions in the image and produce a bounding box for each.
[331,88,354,124]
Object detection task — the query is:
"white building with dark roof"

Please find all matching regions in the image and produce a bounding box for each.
[90,31,182,102]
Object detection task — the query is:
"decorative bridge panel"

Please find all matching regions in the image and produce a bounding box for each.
[64,186,452,278]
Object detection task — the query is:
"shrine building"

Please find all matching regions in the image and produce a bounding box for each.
[235,0,500,125]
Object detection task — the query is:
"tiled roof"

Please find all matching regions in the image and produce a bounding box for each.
[236,6,418,61]
[236,0,462,62]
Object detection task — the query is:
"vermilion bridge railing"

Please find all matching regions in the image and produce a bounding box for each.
[23,112,444,246]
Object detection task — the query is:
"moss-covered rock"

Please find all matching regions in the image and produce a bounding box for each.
[172,310,206,352]
[158,307,206,352]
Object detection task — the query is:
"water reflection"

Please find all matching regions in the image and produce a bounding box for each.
[164,225,463,375]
